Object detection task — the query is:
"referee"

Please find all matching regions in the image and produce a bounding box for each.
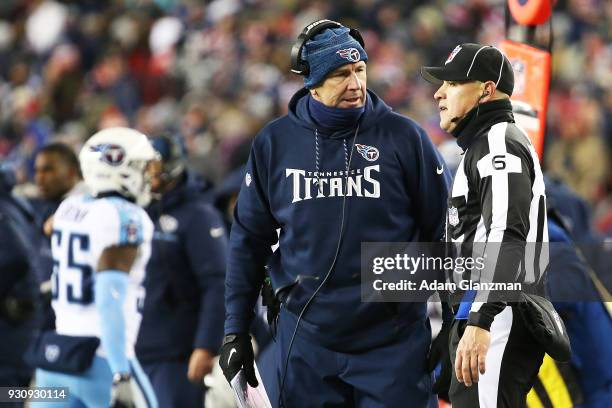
[422,43,548,407]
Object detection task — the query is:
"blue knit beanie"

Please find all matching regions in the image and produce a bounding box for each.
[303,27,368,88]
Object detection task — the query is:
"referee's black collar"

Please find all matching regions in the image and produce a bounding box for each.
[451,99,514,151]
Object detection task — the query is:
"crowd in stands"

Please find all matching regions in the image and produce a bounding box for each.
[0,0,610,235]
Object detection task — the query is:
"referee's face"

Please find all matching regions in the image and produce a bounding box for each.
[434,80,483,132]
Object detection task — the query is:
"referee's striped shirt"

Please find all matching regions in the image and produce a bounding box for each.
[446,99,548,329]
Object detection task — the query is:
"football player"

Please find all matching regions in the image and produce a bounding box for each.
[33,128,158,408]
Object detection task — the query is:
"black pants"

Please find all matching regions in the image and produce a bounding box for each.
[449,306,544,408]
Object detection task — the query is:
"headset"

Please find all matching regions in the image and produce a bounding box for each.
[290,19,365,76]
[150,133,186,184]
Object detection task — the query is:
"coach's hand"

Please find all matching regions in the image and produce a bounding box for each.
[219,333,258,387]
[455,325,490,387]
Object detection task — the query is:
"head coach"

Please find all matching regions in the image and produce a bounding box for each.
[220,19,451,407]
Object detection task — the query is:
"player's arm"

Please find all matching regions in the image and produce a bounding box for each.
[95,244,138,378]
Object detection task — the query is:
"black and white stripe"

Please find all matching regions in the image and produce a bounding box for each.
[447,120,548,304]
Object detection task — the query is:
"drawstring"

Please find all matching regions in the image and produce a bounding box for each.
[343,139,349,171]
[315,129,322,192]
[315,129,321,183]
[314,127,359,192]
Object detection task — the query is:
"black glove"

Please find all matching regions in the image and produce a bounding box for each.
[428,321,452,400]
[261,277,280,328]
[219,333,258,387]
[0,296,35,323]
[109,373,134,408]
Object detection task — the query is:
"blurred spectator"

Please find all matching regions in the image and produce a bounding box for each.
[546,90,609,204]
[0,1,606,229]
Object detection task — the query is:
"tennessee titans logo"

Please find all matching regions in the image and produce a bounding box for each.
[159,214,178,233]
[336,48,361,62]
[355,144,379,162]
[90,144,126,166]
[45,344,60,363]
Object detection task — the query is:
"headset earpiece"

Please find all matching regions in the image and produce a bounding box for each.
[479,87,491,101]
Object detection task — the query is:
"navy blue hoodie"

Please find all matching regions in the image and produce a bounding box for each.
[136,172,227,361]
[0,167,41,368]
[225,89,451,351]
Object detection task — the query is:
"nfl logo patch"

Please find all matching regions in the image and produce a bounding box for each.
[445,45,462,65]
[448,206,460,227]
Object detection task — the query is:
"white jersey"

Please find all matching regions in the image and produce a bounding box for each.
[51,194,153,359]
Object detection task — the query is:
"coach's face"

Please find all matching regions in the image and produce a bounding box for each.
[310,61,367,108]
[434,80,484,132]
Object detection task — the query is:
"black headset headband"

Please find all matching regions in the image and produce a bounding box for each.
[290,19,365,76]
